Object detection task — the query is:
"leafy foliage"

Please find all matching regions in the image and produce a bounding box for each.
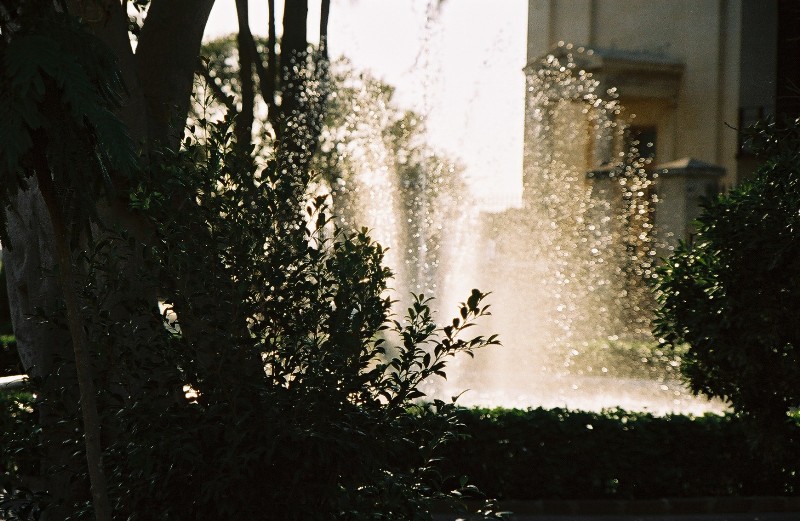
[0,483,46,521]
[0,336,22,377]
[439,407,799,500]
[0,1,137,243]
[1,7,499,519]
[0,388,42,519]
[28,117,499,520]
[653,118,800,434]
[0,390,37,482]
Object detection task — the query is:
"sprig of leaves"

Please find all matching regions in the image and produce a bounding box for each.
[0,2,137,243]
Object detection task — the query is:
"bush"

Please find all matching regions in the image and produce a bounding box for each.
[0,390,37,480]
[0,336,23,377]
[653,118,800,437]
[439,407,799,500]
[9,118,499,521]
[4,396,798,508]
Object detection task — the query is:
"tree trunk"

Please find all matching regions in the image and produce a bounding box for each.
[135,0,217,150]
[34,157,112,521]
[235,0,255,144]
[3,182,81,519]
[277,0,329,183]
[3,0,217,515]
[265,0,279,136]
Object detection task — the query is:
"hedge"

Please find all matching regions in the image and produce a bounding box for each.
[2,392,798,501]
[440,407,799,500]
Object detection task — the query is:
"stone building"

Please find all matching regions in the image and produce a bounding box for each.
[524,0,799,243]
[465,1,799,409]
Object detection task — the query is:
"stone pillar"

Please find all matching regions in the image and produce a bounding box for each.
[652,157,725,254]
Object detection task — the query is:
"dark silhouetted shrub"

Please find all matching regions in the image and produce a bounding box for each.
[653,118,800,448]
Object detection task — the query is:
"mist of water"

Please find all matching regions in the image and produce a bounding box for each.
[324,42,724,415]
[435,49,724,414]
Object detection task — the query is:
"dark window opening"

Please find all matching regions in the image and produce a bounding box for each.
[628,126,657,162]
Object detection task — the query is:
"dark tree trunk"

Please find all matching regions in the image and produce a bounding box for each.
[4,0,333,517]
[135,0,216,150]
[235,0,255,144]
[34,153,112,521]
[279,0,310,165]
[276,0,329,181]
[3,181,81,520]
[265,0,279,135]
[4,0,217,516]
[320,0,330,58]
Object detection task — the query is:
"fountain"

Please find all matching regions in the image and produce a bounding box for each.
[257,0,729,417]
[431,49,724,415]
[318,60,478,309]
[327,46,724,415]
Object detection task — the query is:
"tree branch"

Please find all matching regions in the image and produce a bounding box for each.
[33,145,112,521]
[235,0,254,145]
[135,0,216,151]
[320,0,330,59]
[248,34,272,131]
[196,64,238,115]
[266,0,279,137]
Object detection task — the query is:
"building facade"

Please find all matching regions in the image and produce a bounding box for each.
[527,0,791,184]
[524,0,798,244]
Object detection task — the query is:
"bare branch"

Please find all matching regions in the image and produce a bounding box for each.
[136,0,216,150]
[235,0,255,144]
[320,0,330,59]
[266,0,279,137]
[196,64,238,115]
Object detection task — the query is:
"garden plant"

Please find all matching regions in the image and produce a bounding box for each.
[0,1,500,519]
[654,117,800,461]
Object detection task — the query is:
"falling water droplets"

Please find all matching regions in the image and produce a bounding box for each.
[440,49,724,414]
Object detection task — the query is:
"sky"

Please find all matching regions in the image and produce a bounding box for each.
[204,0,528,209]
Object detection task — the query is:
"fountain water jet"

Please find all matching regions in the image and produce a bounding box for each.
[318,60,477,310]
[321,49,724,415]
[424,50,725,415]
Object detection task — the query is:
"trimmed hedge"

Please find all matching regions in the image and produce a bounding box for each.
[441,407,800,500]
[2,393,798,501]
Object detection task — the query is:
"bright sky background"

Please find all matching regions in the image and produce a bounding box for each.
[204,0,528,209]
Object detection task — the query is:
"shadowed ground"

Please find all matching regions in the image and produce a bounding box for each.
[434,497,800,521]
[434,514,799,521]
